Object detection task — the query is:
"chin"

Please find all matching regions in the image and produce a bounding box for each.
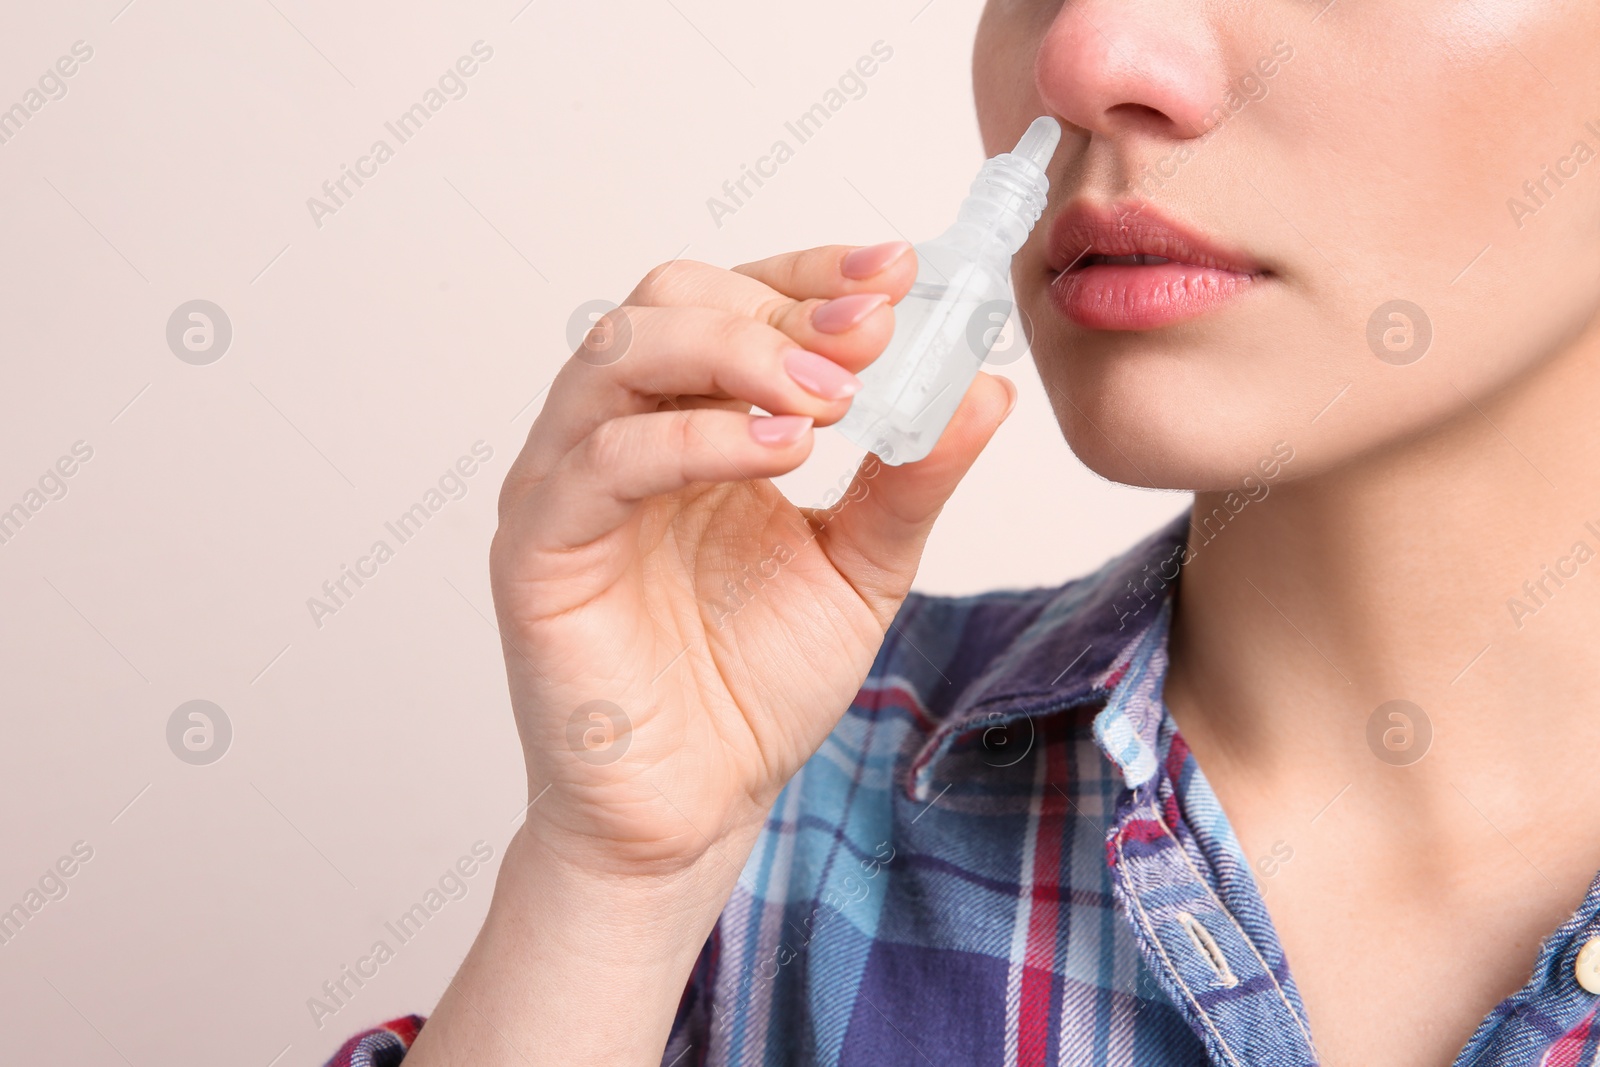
[1032,332,1314,495]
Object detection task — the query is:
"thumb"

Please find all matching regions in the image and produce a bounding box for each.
[810,371,1017,624]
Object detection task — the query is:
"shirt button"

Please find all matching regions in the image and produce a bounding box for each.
[1576,938,1600,994]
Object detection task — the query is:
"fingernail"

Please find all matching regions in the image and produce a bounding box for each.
[841,241,912,280]
[784,347,861,400]
[749,414,814,447]
[813,293,890,334]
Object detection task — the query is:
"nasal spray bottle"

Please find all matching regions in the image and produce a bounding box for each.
[835,116,1061,465]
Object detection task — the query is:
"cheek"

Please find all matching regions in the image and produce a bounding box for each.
[1300,1,1600,444]
[972,1,1053,156]
[1287,2,1600,337]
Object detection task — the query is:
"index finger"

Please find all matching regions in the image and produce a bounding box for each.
[626,242,917,322]
[732,240,917,302]
[625,242,919,372]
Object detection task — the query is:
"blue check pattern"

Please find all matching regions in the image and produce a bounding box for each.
[328,512,1600,1067]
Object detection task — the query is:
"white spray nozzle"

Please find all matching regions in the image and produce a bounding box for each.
[1010,116,1061,173]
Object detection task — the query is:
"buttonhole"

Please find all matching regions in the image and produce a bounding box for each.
[1176,911,1239,988]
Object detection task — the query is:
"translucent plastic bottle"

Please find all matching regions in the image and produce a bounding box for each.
[835,116,1060,465]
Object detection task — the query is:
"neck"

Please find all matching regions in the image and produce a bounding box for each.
[1166,323,1600,864]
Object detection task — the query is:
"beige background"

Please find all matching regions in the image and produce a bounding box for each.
[0,1,1186,1063]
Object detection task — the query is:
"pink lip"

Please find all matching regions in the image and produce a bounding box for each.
[1045,202,1268,331]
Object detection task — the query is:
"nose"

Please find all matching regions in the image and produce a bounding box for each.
[1035,0,1222,142]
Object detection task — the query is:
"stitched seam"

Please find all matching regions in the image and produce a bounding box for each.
[1156,810,1319,1058]
[1177,911,1238,987]
[1116,832,1244,1067]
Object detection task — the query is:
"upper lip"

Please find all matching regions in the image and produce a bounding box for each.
[1045,201,1266,276]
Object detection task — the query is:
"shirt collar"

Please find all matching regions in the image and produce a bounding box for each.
[906,510,1190,801]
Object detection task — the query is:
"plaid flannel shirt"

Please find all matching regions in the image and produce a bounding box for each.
[325,512,1600,1066]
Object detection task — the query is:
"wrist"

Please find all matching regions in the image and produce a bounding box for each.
[402,823,745,1066]
[495,817,754,935]
[507,776,772,886]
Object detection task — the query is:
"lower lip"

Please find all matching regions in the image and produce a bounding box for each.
[1049,262,1262,331]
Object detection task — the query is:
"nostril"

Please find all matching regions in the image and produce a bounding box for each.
[1112,103,1166,123]
[1106,101,1192,138]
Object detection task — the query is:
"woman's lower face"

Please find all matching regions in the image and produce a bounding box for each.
[973,0,1600,491]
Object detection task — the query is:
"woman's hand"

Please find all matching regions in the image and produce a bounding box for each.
[491,243,1015,880]
[401,244,1014,1067]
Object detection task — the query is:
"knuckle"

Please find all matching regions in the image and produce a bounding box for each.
[634,258,707,306]
[496,467,538,527]
[671,411,705,484]
[670,409,703,458]
[709,309,757,356]
[634,262,674,302]
[583,417,634,474]
[571,305,638,369]
[487,523,514,577]
[761,294,808,331]
[495,477,519,526]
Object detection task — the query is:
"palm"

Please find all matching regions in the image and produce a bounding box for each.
[494,476,886,868]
